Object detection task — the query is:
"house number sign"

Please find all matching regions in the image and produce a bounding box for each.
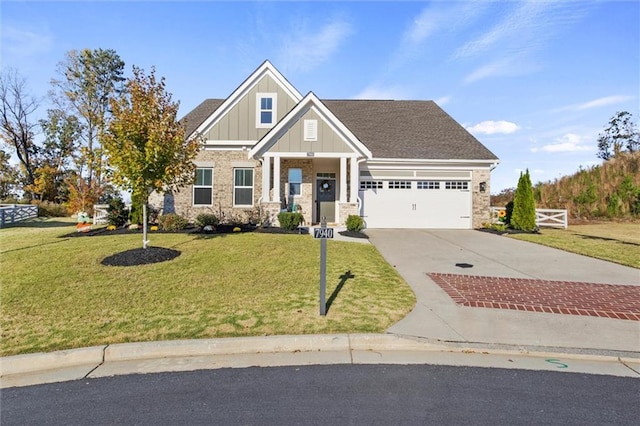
[314,218,333,316]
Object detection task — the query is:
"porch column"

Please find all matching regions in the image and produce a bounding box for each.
[262,156,271,202]
[339,157,347,203]
[273,156,281,203]
[349,157,358,203]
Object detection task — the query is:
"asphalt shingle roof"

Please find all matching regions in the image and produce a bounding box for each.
[182,98,498,161]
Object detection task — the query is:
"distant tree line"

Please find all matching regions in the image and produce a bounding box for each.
[0,48,198,220]
[491,112,640,220]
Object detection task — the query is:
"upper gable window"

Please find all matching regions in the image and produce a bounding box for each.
[256,93,277,128]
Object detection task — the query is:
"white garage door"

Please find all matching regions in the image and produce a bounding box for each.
[358,180,472,229]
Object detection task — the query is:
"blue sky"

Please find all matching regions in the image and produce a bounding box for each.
[2,0,639,193]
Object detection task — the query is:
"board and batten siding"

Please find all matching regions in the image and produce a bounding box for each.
[204,74,298,141]
[268,109,353,153]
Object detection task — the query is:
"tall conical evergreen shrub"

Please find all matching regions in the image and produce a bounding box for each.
[511,169,537,231]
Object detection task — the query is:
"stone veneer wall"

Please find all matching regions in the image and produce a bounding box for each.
[472,169,491,228]
[150,150,263,223]
[280,159,314,225]
[339,202,359,225]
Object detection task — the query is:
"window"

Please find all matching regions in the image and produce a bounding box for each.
[194,168,213,205]
[288,168,302,196]
[445,181,469,190]
[360,180,383,190]
[389,181,412,189]
[317,172,336,179]
[256,93,277,128]
[234,168,254,207]
[304,119,317,141]
[417,181,440,190]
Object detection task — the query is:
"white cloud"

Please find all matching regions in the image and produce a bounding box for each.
[557,95,635,112]
[533,133,594,153]
[466,120,520,135]
[277,19,352,73]
[1,25,53,56]
[455,1,591,84]
[401,1,489,48]
[434,95,452,106]
[352,85,409,100]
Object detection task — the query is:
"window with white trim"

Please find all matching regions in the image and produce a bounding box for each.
[288,168,302,196]
[417,181,440,190]
[360,180,383,190]
[256,93,277,128]
[445,181,469,190]
[304,119,317,141]
[194,168,213,205]
[234,168,254,207]
[389,181,412,189]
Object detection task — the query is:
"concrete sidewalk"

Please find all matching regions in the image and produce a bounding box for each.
[2,334,639,388]
[367,229,639,355]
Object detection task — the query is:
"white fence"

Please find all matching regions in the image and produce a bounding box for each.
[93,204,109,225]
[0,204,38,227]
[490,207,568,229]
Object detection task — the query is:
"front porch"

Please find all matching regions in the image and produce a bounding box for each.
[260,154,360,226]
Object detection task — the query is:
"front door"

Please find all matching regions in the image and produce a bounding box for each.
[316,178,336,222]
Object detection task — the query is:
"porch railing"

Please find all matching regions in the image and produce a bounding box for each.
[490,207,568,229]
[0,204,38,228]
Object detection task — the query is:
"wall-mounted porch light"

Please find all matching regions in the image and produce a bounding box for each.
[479,182,487,193]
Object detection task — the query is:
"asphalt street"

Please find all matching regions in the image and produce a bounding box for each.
[2,364,638,425]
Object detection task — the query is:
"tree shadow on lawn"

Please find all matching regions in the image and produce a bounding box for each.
[576,233,640,247]
[326,270,355,314]
[5,218,76,229]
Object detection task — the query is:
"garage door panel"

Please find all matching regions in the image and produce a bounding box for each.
[359,180,471,229]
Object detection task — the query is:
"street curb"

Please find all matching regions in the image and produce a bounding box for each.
[2,334,637,380]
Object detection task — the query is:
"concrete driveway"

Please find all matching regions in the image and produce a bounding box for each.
[366,229,640,355]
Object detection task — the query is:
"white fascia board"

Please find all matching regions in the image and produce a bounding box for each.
[249,92,373,159]
[366,158,499,168]
[193,61,303,137]
[267,152,359,158]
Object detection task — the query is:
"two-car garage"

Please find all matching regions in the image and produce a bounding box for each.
[358,170,472,229]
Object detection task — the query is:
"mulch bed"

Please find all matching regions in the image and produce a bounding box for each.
[338,230,368,239]
[101,247,181,267]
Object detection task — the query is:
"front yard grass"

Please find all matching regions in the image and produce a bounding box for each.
[507,223,640,269]
[0,219,415,356]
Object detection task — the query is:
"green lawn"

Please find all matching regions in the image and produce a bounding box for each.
[508,223,640,269]
[0,219,415,356]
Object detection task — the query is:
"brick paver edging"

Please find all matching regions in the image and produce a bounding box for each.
[427,273,640,321]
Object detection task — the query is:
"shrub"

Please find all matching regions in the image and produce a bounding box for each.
[511,170,536,231]
[504,201,514,226]
[196,213,219,228]
[129,191,144,225]
[36,201,69,217]
[158,213,189,231]
[106,198,129,227]
[277,212,303,230]
[345,214,364,232]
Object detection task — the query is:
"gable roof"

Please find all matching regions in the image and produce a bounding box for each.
[249,92,372,159]
[191,60,303,138]
[181,98,498,161]
[323,100,498,161]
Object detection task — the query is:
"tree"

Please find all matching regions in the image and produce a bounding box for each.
[104,66,200,248]
[596,111,639,161]
[0,68,41,200]
[37,109,82,202]
[0,149,20,200]
[511,169,536,231]
[50,48,125,190]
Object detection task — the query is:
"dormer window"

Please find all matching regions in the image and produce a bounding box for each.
[256,93,277,128]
